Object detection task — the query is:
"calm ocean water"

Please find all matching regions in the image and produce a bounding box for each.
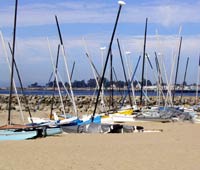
[0,89,198,96]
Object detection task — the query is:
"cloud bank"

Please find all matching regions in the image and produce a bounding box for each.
[0,1,200,27]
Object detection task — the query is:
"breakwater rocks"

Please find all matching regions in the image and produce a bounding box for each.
[0,95,198,114]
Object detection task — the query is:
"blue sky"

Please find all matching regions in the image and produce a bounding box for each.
[0,0,200,87]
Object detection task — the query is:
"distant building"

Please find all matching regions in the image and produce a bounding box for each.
[28,82,43,88]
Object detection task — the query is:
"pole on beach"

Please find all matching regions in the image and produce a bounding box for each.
[140,18,148,106]
[92,1,126,121]
[8,0,18,125]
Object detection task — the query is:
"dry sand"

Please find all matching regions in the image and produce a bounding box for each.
[0,120,200,170]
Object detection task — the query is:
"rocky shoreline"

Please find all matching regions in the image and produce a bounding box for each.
[0,95,198,114]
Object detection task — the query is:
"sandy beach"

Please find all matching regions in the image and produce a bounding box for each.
[1,0,200,169]
[0,96,199,170]
[0,121,199,170]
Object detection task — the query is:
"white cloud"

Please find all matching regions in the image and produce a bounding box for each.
[1,31,199,85]
[0,1,200,27]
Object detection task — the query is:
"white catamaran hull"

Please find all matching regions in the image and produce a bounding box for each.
[101,113,136,124]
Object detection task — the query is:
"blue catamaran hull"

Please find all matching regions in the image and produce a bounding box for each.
[0,130,38,141]
[61,115,102,133]
[45,127,62,136]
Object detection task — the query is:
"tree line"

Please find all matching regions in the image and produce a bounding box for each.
[29,78,153,88]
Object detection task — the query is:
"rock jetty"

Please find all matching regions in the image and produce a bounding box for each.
[0,95,198,115]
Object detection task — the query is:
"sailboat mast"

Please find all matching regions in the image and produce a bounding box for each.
[172,36,182,103]
[131,56,141,84]
[1,32,24,124]
[125,52,137,106]
[120,55,141,107]
[70,61,75,81]
[140,18,148,106]
[112,67,123,97]
[55,15,78,117]
[195,55,200,104]
[47,38,66,117]
[110,50,114,109]
[85,53,101,79]
[92,1,125,120]
[8,42,33,124]
[155,52,165,106]
[8,0,18,125]
[50,44,60,119]
[180,57,189,102]
[117,38,133,107]
[55,16,63,45]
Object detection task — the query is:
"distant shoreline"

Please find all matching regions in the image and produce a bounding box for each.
[0,87,200,93]
[0,87,200,92]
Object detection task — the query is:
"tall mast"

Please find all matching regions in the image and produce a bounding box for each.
[155,52,161,106]
[155,52,165,106]
[195,55,200,104]
[172,36,182,103]
[8,0,18,125]
[130,56,141,83]
[92,1,126,120]
[70,61,75,81]
[55,15,78,117]
[112,67,123,98]
[100,47,106,110]
[180,57,189,103]
[8,42,33,124]
[50,44,60,119]
[47,39,66,117]
[85,53,101,79]
[110,50,114,109]
[117,38,132,107]
[140,18,148,106]
[125,51,137,106]
[1,32,25,124]
[121,56,141,107]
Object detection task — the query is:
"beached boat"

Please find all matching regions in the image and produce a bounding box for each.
[0,130,37,141]
[117,105,135,115]
[193,116,200,123]
[62,122,144,134]
[27,114,63,137]
[61,115,101,133]
[135,114,172,123]
[0,125,38,141]
[42,127,62,136]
